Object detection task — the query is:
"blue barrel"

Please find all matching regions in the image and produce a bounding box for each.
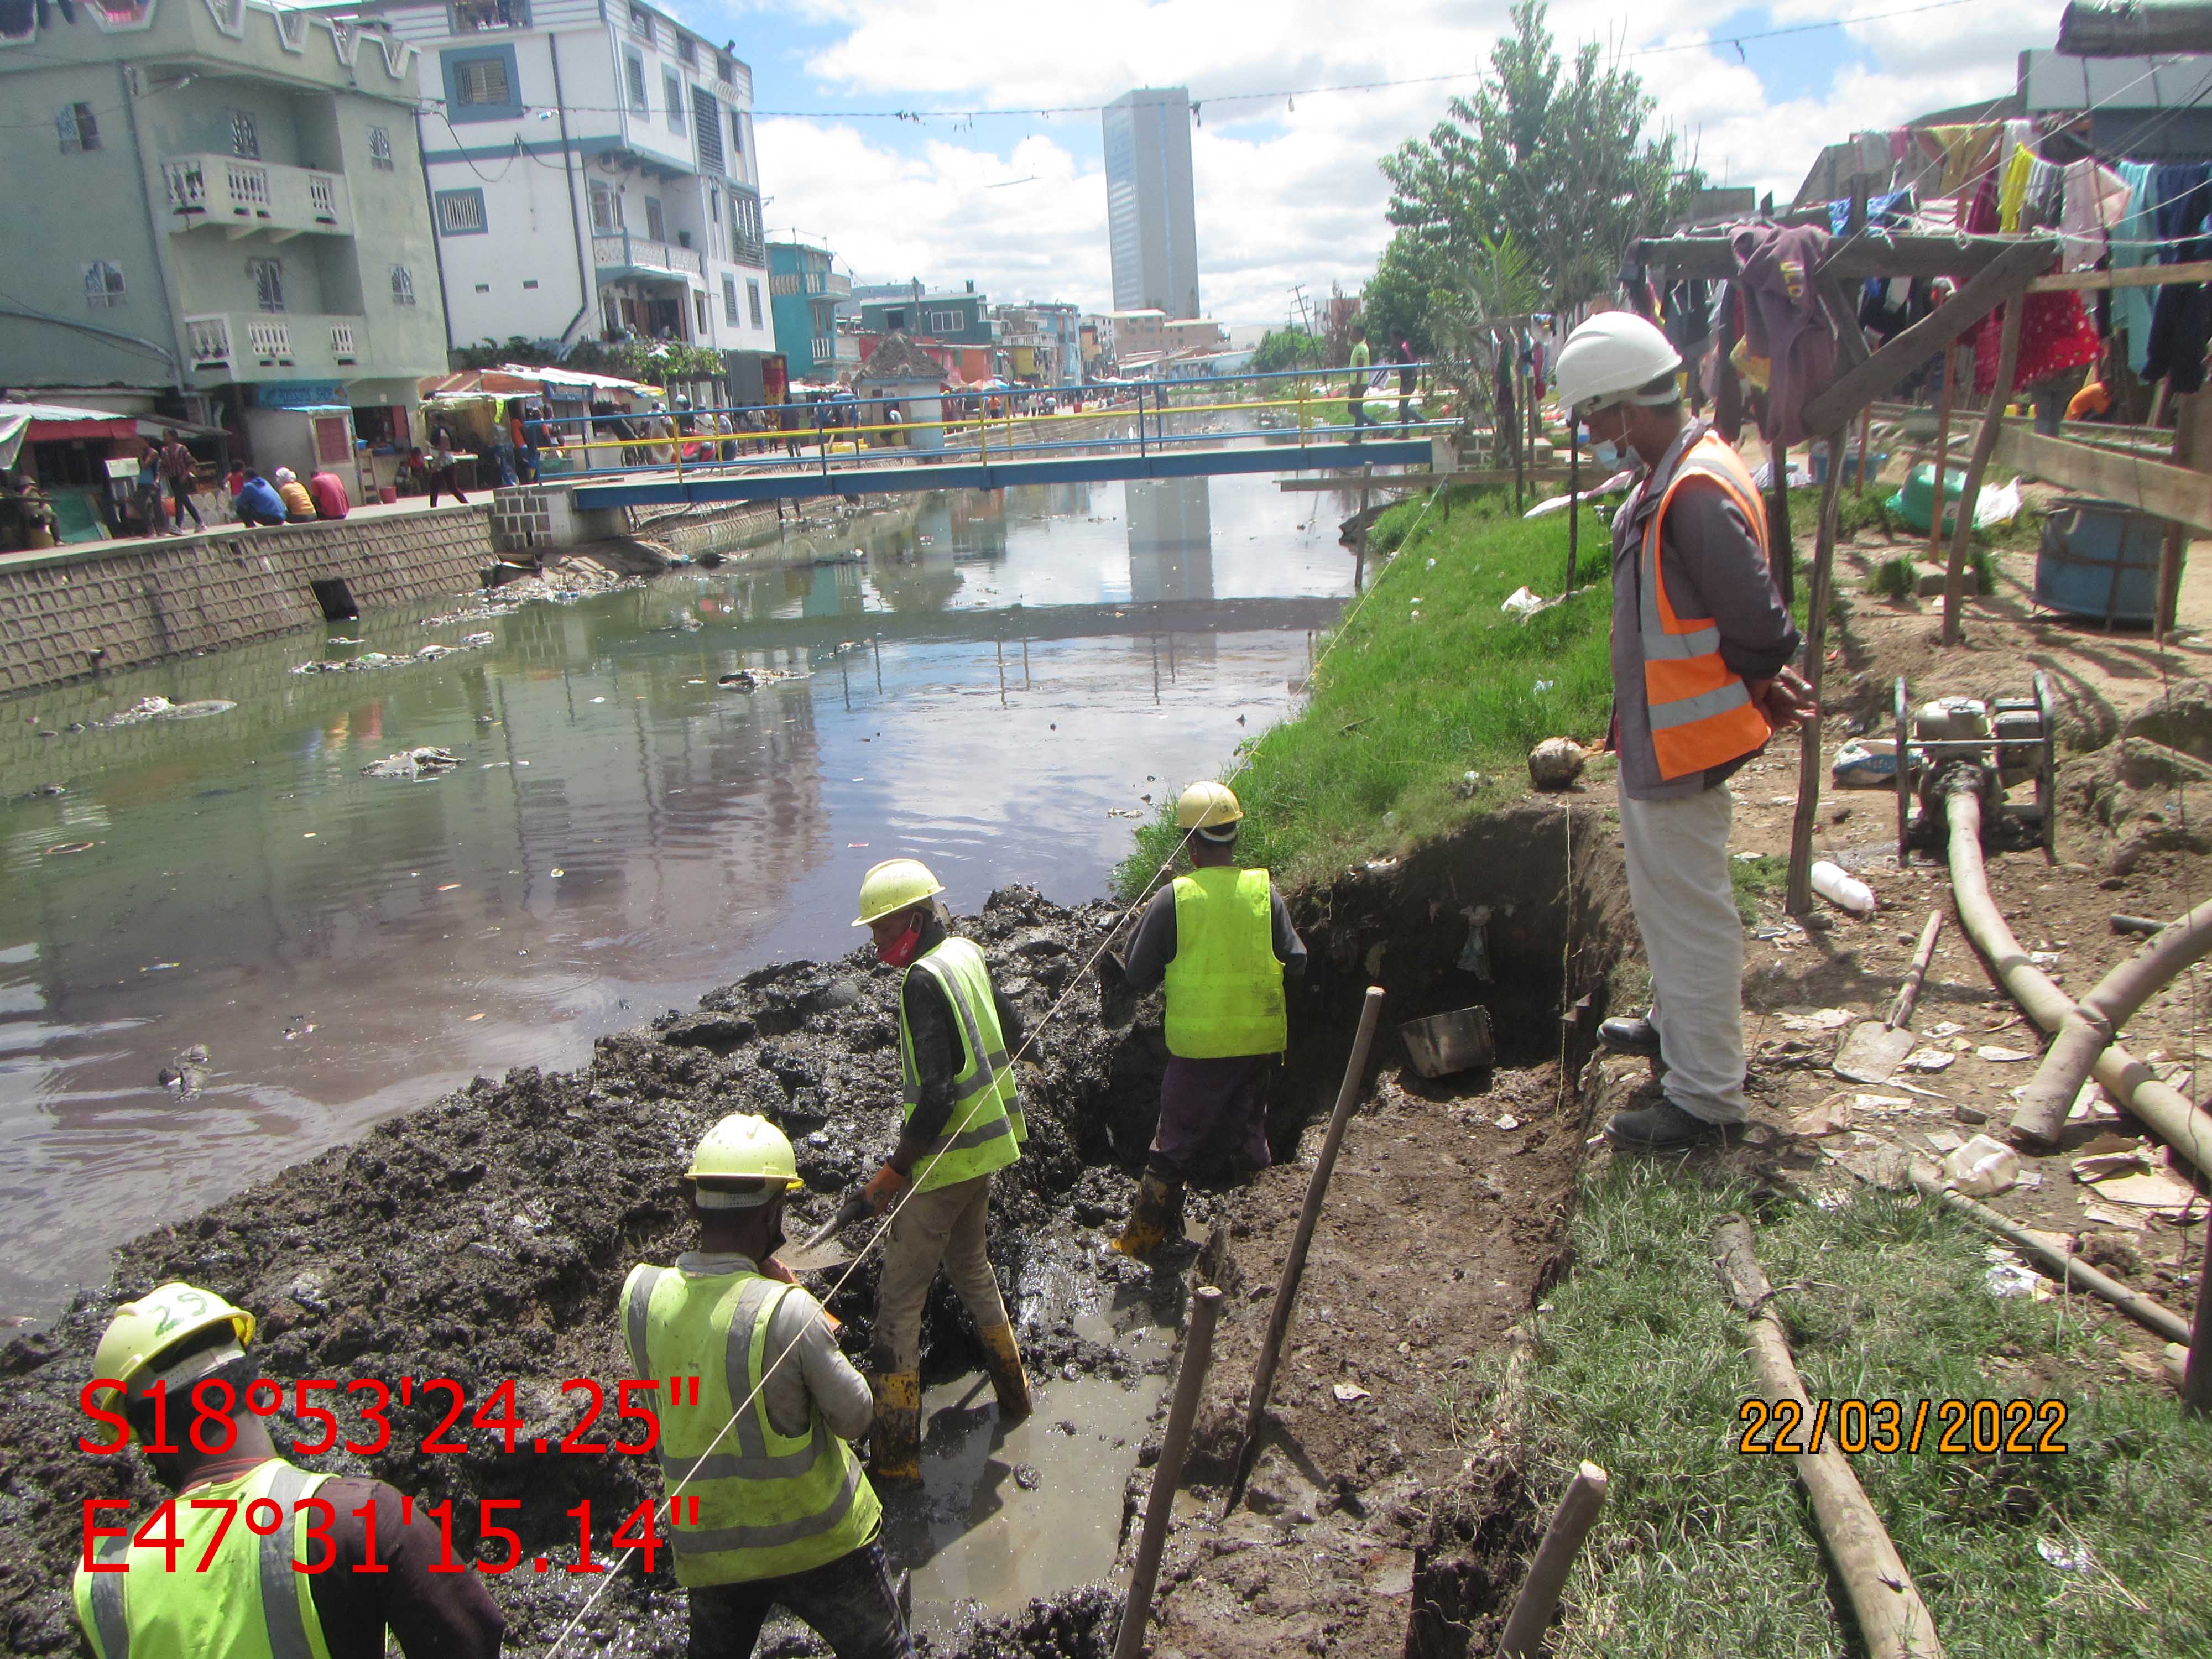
[2035,498,2166,625]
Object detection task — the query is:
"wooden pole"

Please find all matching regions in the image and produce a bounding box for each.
[1856,406,1872,498]
[1715,1217,1947,1659]
[1223,985,1385,1512]
[1767,441,1794,609]
[2185,1233,2212,1414]
[1941,288,2027,645]
[1511,357,1527,514]
[1786,431,1850,916]
[1563,421,1580,596]
[1926,346,1959,571]
[1113,1285,1223,1659]
[1496,1462,1611,1658]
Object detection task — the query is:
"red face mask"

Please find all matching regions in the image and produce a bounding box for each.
[877,920,924,968]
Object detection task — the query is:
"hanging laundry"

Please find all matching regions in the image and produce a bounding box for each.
[2060,159,2133,270]
[1998,145,2034,233]
[2143,163,2212,391]
[1914,124,2003,205]
[2111,161,2158,374]
[1969,286,2101,400]
[1730,223,1839,446]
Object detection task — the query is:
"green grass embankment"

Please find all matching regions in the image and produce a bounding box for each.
[1114,485,1615,899]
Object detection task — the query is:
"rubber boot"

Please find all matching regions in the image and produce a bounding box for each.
[869,1371,921,1485]
[1109,1171,1183,1261]
[977,1321,1034,1419]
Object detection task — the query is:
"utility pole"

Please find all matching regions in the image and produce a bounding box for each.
[1290,283,1312,338]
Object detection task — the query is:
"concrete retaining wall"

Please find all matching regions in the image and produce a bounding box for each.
[0,507,491,697]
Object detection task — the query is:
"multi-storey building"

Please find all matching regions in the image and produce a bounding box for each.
[0,0,449,472]
[858,283,995,351]
[1102,87,1199,320]
[341,0,777,393]
[766,239,855,381]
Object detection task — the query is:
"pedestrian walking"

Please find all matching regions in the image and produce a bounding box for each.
[849,859,1034,1484]
[621,1116,908,1659]
[156,429,204,532]
[1554,311,1814,1151]
[1395,339,1417,427]
[427,437,467,505]
[1108,782,1305,1258]
[1345,325,1371,438]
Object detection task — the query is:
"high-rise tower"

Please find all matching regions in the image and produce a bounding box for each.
[1102,88,1200,319]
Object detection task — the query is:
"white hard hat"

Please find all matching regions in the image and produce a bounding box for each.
[1553,312,1682,416]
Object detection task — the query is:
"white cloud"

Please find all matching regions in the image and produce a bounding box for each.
[743,0,2064,327]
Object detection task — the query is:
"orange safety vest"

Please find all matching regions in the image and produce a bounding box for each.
[1639,431,1776,781]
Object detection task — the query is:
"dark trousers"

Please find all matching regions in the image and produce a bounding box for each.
[1151,1053,1273,1180]
[1348,395,1366,436]
[168,478,204,530]
[238,505,286,526]
[686,1542,910,1659]
[429,466,467,505]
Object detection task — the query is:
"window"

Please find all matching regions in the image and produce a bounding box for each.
[663,70,683,132]
[627,2,652,43]
[56,102,100,153]
[248,257,285,312]
[927,309,963,335]
[722,273,739,325]
[691,85,723,175]
[747,278,763,328]
[436,187,488,235]
[623,50,647,114]
[675,33,695,65]
[390,264,417,306]
[368,125,394,170]
[730,108,745,157]
[693,289,708,333]
[443,45,523,121]
[716,51,733,84]
[454,56,510,105]
[84,261,125,309]
[588,179,619,232]
[643,195,664,242]
[230,109,259,159]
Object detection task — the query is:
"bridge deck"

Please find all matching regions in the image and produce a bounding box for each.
[567,437,1434,509]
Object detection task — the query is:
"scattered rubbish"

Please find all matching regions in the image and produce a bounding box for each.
[1853,1094,1912,1112]
[43,842,96,856]
[157,1044,209,1099]
[1794,1097,1855,1137]
[1495,1114,1521,1131]
[2079,1168,2200,1213]
[1925,1130,1964,1153]
[466,1011,486,1021]
[282,1017,315,1041]
[589,696,606,704]
[2037,1537,2098,1574]
[1781,1008,1855,1032]
[1454,770,1486,799]
[549,868,565,878]
[437,883,462,892]
[2027,951,2062,968]
[1011,1464,1042,1491]
[1809,859,1876,914]
[1501,586,1546,617]
[1942,1133,2021,1196]
[1902,1049,1955,1072]
[1455,914,1494,980]
[460,632,494,646]
[1332,1381,1372,1403]
[362,747,462,780]
[1983,1250,2046,1300]
[1975,1045,2033,1062]
[1974,477,2024,529]
[96,695,237,726]
[2068,1081,2116,1121]
[1831,737,1902,788]
[1926,1022,1963,1039]
[1527,737,1588,790]
[717,667,808,691]
[2080,1203,2149,1231]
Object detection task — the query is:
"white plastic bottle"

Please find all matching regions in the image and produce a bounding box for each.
[1809,859,1876,915]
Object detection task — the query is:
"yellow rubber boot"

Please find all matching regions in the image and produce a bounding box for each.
[869,1370,921,1484]
[1109,1171,1182,1261]
[977,1321,1033,1419]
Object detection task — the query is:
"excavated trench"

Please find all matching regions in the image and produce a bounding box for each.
[0,801,1625,1657]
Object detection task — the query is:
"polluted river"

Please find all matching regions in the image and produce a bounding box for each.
[0,472,1400,1651]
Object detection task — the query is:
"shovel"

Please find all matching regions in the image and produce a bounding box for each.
[1833,910,1943,1084]
[777,1193,870,1275]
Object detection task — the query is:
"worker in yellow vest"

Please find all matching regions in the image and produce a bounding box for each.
[1557,310,1814,1151]
[1110,782,1305,1259]
[72,1282,504,1659]
[851,859,1032,1484]
[620,1113,907,1659]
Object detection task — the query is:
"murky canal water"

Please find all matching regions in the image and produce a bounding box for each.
[0,474,1354,1324]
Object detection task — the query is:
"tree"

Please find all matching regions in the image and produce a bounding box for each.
[1360,232,1444,361]
[1427,232,1545,456]
[1380,0,1694,314]
[1250,328,1322,375]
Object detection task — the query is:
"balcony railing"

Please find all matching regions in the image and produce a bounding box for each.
[182,312,371,381]
[162,153,353,240]
[591,231,704,279]
[822,270,853,298]
[448,0,528,30]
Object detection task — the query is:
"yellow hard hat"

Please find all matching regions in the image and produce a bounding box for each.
[89,1282,255,1422]
[686,1113,804,1197]
[853,857,944,926]
[1175,780,1243,831]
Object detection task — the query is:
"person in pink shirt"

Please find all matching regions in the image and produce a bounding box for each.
[307,469,350,519]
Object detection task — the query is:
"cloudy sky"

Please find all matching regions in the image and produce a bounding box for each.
[701,0,2063,327]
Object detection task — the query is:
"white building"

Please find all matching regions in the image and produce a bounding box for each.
[340,0,775,387]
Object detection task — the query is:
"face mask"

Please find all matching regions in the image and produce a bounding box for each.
[1579,424,1627,469]
[877,920,924,968]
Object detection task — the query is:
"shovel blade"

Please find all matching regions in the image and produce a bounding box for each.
[776,1241,853,1275]
[1833,1020,1917,1084]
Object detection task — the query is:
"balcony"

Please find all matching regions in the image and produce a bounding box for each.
[592,231,704,282]
[182,312,369,383]
[163,154,353,242]
[822,270,853,298]
[448,0,529,30]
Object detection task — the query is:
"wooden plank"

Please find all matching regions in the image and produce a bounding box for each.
[1275,467,1572,492]
[1994,427,2212,533]
[1801,242,2054,434]
[1787,432,1850,916]
[1634,233,2053,284]
[2028,258,2212,294]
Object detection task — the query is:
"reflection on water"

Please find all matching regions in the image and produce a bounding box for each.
[0,474,1353,1319]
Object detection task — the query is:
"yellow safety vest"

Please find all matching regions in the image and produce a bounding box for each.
[621,1262,880,1587]
[1162,867,1288,1059]
[897,936,1025,1192]
[1639,431,1776,781]
[72,1457,333,1659]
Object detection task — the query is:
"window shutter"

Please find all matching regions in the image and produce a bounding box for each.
[691,86,723,175]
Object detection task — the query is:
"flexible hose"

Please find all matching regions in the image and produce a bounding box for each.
[1943,788,2212,1174]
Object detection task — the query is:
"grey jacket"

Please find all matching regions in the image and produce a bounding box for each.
[1608,420,1801,800]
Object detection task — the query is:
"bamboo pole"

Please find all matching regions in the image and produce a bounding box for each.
[1223,985,1385,1512]
[1786,430,1849,916]
[1714,1216,1946,1659]
[1496,1462,1611,1658]
[1941,290,2026,645]
[1768,440,1795,609]
[1926,346,1959,571]
[1113,1285,1223,1659]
